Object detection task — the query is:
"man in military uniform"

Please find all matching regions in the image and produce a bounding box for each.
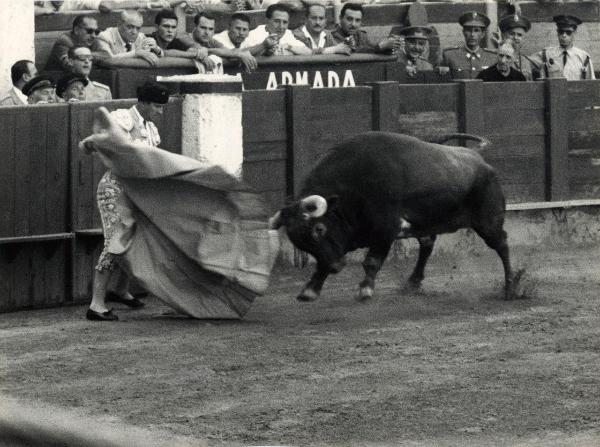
[498,13,534,80]
[22,75,57,104]
[396,26,434,77]
[440,11,497,79]
[331,3,401,54]
[528,15,595,81]
[68,46,113,101]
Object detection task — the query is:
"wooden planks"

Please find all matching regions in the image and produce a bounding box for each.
[397,83,458,113]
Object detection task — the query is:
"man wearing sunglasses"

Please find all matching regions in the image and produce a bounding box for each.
[529,15,594,80]
[68,46,113,101]
[45,15,106,71]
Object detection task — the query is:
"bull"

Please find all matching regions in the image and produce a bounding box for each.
[269,131,517,301]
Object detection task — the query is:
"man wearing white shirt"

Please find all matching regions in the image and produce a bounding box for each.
[292,4,351,55]
[213,13,252,50]
[0,60,37,106]
[529,14,595,80]
[244,4,311,56]
[96,10,163,66]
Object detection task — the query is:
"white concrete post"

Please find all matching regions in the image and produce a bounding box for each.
[158,74,244,179]
[0,1,35,94]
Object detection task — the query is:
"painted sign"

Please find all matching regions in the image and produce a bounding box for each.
[264,69,356,90]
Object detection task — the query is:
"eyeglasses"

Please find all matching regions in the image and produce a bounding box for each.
[82,27,100,35]
[557,29,574,36]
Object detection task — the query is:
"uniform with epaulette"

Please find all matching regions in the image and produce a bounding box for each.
[498,13,534,80]
[528,15,595,81]
[85,80,112,101]
[394,26,434,77]
[441,12,497,80]
[331,26,379,54]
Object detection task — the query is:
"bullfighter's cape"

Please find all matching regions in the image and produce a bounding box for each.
[83,108,280,319]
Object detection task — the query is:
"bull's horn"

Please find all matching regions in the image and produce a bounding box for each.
[300,195,328,218]
[268,211,283,229]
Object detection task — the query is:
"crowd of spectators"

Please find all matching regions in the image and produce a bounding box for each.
[1,1,596,106]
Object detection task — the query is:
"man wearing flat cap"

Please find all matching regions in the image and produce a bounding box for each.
[395,26,434,77]
[499,13,534,80]
[441,11,497,79]
[56,73,89,102]
[87,80,170,321]
[22,75,57,104]
[529,15,594,80]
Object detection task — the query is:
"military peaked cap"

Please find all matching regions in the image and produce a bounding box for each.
[458,11,490,28]
[499,14,531,33]
[553,14,582,29]
[22,75,55,97]
[399,26,433,40]
[137,80,170,104]
[56,74,88,98]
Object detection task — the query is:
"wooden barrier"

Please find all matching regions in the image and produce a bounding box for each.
[1,78,600,311]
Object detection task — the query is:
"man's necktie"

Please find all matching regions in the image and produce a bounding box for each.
[562,51,568,67]
[125,42,132,52]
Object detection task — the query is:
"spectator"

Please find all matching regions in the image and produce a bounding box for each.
[181,0,238,13]
[96,10,163,67]
[292,4,351,55]
[331,3,401,54]
[244,4,312,56]
[56,73,89,101]
[182,12,258,72]
[498,13,534,80]
[246,0,303,11]
[528,15,595,80]
[213,12,253,49]
[440,11,497,79]
[45,15,106,71]
[22,75,57,104]
[68,46,113,100]
[0,60,38,106]
[147,8,214,71]
[396,26,434,77]
[477,41,526,82]
[34,0,184,15]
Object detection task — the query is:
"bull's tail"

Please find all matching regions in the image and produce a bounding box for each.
[430,133,491,152]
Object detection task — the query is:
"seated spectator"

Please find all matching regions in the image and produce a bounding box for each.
[0,60,38,106]
[292,4,351,55]
[181,0,239,13]
[22,75,57,104]
[56,73,88,102]
[247,0,303,11]
[331,3,401,54]
[45,15,106,71]
[182,12,258,72]
[477,41,526,82]
[244,4,312,56]
[498,13,534,80]
[34,0,184,15]
[396,26,434,77]
[148,8,214,70]
[68,46,113,100]
[96,10,163,66]
[213,12,252,49]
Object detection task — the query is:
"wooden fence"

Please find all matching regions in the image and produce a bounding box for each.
[1,78,599,311]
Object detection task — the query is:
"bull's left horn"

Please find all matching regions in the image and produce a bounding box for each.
[300,195,328,218]
[268,211,283,229]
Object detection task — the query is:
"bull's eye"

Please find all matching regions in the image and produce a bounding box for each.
[312,222,327,240]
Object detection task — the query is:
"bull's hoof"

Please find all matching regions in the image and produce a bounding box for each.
[357,286,373,302]
[297,288,319,302]
[504,269,528,300]
[403,279,422,293]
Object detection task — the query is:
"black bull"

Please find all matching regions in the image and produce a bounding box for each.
[269,131,517,301]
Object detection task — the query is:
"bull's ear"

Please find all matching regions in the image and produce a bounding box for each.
[326,195,340,210]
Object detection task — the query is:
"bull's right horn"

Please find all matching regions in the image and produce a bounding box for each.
[300,195,328,219]
[268,211,283,229]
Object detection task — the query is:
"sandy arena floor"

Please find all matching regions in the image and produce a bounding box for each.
[1,245,600,446]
